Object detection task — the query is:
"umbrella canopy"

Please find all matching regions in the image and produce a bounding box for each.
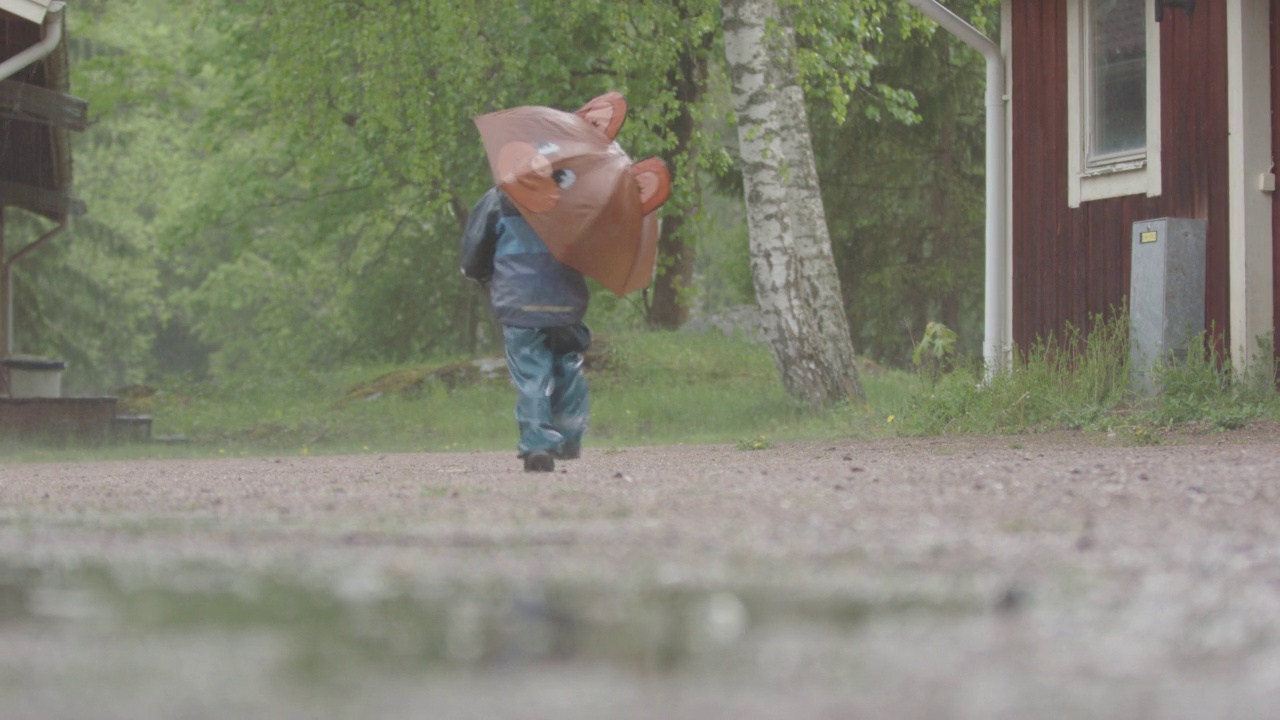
[473,95,670,296]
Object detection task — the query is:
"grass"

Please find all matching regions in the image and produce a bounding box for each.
[894,312,1133,436]
[5,317,1277,462]
[892,312,1280,438]
[0,331,909,461]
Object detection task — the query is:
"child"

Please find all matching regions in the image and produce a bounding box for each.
[463,92,667,472]
[460,186,591,472]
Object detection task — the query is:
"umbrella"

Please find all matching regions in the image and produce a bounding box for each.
[473,94,671,296]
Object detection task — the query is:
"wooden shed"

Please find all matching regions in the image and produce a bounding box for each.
[1001,0,1274,371]
[0,1,128,442]
[0,0,86,373]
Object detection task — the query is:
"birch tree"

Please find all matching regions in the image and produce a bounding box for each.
[720,0,864,405]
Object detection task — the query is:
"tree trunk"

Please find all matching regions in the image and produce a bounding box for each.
[778,85,865,402]
[720,0,864,405]
[647,213,696,329]
[647,8,711,330]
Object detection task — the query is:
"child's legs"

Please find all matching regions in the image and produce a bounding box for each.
[550,350,589,450]
[502,326,564,455]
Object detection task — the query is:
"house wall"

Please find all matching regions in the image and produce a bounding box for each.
[0,10,45,79]
[1010,1,1231,350]
[1,10,62,204]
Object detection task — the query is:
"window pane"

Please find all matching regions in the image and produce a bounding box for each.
[1090,0,1146,161]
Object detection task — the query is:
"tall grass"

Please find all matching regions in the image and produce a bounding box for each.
[1144,332,1278,431]
[894,312,1280,437]
[895,312,1132,435]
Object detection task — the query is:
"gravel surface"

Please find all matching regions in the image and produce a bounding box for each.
[2,425,1279,719]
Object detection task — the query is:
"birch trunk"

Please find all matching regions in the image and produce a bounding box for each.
[778,83,864,402]
[721,0,864,405]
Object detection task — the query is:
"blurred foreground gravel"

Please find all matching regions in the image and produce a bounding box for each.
[2,426,1279,719]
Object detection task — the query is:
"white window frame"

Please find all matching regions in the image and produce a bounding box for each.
[1066,0,1162,208]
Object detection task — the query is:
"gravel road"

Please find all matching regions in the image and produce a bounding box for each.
[2,426,1279,719]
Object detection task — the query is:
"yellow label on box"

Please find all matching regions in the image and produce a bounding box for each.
[1140,231,1158,244]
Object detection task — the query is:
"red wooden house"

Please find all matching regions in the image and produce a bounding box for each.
[1002,0,1275,371]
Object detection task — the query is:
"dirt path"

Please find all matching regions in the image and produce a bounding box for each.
[2,426,1279,719]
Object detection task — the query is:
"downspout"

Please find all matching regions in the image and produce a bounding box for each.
[0,1,65,83]
[3,216,67,358]
[0,1,68,358]
[902,0,1007,374]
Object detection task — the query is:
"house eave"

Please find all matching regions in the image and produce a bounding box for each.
[0,0,53,25]
[0,0,79,221]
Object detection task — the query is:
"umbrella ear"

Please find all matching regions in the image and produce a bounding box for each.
[632,157,671,215]
[575,92,627,140]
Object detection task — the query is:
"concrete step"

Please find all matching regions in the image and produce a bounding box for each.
[0,397,151,444]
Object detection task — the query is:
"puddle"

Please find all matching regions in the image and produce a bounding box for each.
[0,560,984,717]
[2,560,1276,718]
[1,560,974,670]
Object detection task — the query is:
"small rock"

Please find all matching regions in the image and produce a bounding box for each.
[994,584,1029,613]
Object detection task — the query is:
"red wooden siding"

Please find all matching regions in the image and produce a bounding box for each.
[1010,1,1231,351]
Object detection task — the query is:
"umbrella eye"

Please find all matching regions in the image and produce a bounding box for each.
[553,169,577,189]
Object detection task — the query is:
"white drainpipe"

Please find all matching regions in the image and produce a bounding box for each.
[902,0,1007,374]
[0,1,65,83]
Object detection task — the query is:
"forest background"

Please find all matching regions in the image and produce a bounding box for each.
[9,0,996,392]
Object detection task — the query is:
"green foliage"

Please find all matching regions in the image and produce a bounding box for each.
[896,311,1132,435]
[14,0,201,390]
[895,313,1280,438]
[62,0,741,380]
[784,0,939,124]
[734,435,773,451]
[688,187,755,316]
[1123,425,1164,446]
[812,0,999,366]
[911,320,958,385]
[38,0,999,394]
[1145,332,1279,432]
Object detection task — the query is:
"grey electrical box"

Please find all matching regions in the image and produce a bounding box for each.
[1129,217,1206,395]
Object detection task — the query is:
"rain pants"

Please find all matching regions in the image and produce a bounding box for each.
[461,187,591,457]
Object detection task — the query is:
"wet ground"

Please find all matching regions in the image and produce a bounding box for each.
[2,426,1280,719]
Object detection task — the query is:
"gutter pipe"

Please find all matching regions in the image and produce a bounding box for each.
[902,0,1007,374]
[3,216,67,358]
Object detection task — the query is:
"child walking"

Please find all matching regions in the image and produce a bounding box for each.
[463,92,668,471]
[460,186,592,472]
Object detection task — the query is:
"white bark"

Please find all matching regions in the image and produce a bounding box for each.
[778,82,864,402]
[721,0,863,405]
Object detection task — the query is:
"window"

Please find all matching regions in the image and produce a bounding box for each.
[1088,0,1146,164]
[1066,0,1162,207]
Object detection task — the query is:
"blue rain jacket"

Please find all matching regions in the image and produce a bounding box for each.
[460,187,589,328]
